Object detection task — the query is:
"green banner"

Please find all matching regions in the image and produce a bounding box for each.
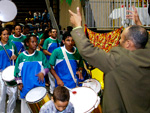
[66,0,72,6]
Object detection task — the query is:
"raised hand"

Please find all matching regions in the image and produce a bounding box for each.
[69,7,82,27]
[126,6,142,25]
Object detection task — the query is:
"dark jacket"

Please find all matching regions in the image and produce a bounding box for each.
[71,28,150,113]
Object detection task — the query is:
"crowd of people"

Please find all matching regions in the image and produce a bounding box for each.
[25,9,50,25]
[0,13,86,112]
[0,5,150,113]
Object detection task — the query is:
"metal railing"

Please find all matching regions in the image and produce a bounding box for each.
[45,0,60,39]
[85,0,150,29]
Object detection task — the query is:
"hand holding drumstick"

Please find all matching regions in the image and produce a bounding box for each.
[18,83,23,91]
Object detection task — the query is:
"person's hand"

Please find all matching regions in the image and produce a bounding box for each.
[126,6,142,25]
[11,55,17,60]
[56,78,64,86]
[18,83,23,91]
[69,7,82,27]
[76,70,83,80]
[36,72,44,83]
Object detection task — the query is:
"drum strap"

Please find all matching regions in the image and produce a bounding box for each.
[61,47,77,84]
[0,42,11,65]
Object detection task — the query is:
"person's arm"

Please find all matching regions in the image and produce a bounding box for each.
[126,6,142,25]
[14,55,23,91]
[42,39,52,56]
[69,7,117,73]
[43,49,52,56]
[76,54,84,79]
[50,65,64,86]
[10,55,17,60]
[69,7,82,28]
[38,39,44,50]
[36,52,51,82]
[49,49,64,86]
[76,67,83,80]
[13,43,18,57]
[11,43,18,60]
[36,72,45,83]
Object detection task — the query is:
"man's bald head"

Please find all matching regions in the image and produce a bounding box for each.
[124,25,148,49]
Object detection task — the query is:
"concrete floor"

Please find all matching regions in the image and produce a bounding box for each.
[14,99,21,113]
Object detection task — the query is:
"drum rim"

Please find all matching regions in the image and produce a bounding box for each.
[82,78,101,93]
[26,93,48,104]
[25,86,48,103]
[70,86,99,113]
[2,66,15,82]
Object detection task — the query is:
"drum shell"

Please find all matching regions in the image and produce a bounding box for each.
[92,104,102,113]
[2,66,17,87]
[5,80,17,87]
[26,92,50,113]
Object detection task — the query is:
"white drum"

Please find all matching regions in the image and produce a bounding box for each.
[0,1,17,22]
[82,79,101,94]
[2,66,17,87]
[25,87,50,113]
[70,87,100,113]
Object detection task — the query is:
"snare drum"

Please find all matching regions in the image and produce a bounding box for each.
[82,79,101,94]
[70,87,100,113]
[25,87,50,113]
[2,66,17,87]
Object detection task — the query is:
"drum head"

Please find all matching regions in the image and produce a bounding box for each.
[82,79,101,93]
[25,87,46,103]
[2,66,15,82]
[70,87,99,113]
[0,1,17,22]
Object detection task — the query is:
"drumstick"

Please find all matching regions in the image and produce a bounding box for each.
[64,86,77,94]
[78,80,92,84]
[12,45,14,66]
[18,48,22,54]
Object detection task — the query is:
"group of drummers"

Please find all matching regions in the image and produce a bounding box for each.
[0,18,102,112]
[1,3,150,113]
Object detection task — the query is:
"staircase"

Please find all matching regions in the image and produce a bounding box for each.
[12,0,47,24]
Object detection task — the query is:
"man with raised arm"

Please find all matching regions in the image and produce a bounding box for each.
[69,7,150,113]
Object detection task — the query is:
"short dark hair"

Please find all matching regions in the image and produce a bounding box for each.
[53,86,70,102]
[125,25,148,49]
[67,26,73,32]
[41,29,51,40]
[0,27,8,36]
[63,31,72,40]
[14,24,22,29]
[50,28,57,33]
[0,28,9,39]
[24,35,37,48]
